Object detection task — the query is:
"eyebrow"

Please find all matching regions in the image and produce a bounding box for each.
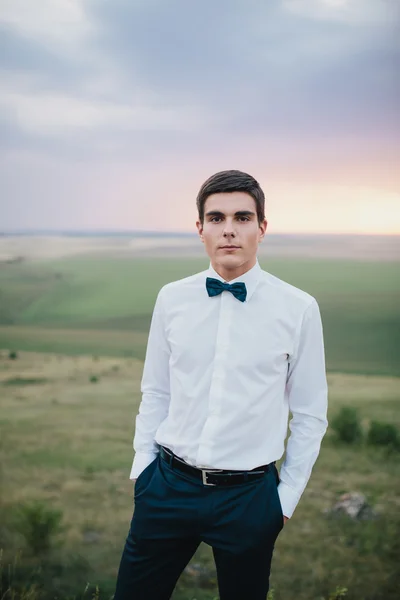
[205,210,256,218]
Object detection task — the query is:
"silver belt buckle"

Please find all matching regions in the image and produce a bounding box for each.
[201,469,222,486]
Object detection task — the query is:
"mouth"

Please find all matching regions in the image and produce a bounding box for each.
[219,245,240,250]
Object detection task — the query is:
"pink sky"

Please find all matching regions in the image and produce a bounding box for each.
[0,1,399,235]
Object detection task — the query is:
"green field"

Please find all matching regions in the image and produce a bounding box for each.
[1,254,399,599]
[1,255,399,376]
[1,352,399,600]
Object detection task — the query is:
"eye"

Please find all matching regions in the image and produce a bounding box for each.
[210,216,222,223]
[238,216,250,222]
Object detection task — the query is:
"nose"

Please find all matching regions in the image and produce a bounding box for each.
[223,218,237,237]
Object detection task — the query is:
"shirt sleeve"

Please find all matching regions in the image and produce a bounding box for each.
[129,287,171,479]
[277,297,329,518]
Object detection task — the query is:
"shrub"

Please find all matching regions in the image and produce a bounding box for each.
[367,421,400,451]
[8,351,18,360]
[13,501,64,555]
[3,377,47,386]
[328,588,348,599]
[331,406,363,444]
[0,549,93,600]
[89,375,99,383]
[83,465,95,480]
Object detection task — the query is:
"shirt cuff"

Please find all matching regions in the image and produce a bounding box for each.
[277,481,301,519]
[129,451,158,480]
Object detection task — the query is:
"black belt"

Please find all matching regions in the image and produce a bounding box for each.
[159,445,273,487]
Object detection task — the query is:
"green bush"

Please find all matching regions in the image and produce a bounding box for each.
[0,549,93,600]
[3,377,47,386]
[331,406,363,444]
[13,501,63,555]
[367,421,400,451]
[8,351,18,360]
[328,588,348,599]
[89,375,99,383]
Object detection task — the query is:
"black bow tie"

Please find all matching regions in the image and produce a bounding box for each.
[206,277,247,302]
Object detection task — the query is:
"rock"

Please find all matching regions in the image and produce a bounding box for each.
[82,530,101,543]
[328,492,377,520]
[184,562,216,588]
[184,562,209,577]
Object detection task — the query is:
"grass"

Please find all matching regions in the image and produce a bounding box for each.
[2,377,49,386]
[0,326,148,360]
[0,351,399,599]
[0,256,399,376]
[0,253,399,597]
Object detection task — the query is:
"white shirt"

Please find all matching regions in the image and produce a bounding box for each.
[130,258,328,518]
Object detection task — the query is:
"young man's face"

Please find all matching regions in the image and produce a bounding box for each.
[196,191,267,280]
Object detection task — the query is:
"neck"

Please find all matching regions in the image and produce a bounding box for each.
[211,257,257,282]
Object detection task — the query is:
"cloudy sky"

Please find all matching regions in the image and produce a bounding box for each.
[1,0,399,234]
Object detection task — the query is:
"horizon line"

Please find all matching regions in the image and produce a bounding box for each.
[1,229,400,238]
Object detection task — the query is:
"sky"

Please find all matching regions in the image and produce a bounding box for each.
[1,0,399,234]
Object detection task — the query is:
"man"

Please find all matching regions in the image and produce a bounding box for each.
[114,170,328,600]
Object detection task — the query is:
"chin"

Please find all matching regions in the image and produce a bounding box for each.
[218,255,242,266]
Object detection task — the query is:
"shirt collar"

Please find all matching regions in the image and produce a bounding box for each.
[206,258,262,302]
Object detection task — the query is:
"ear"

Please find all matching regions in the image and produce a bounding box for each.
[196,219,204,241]
[259,219,268,242]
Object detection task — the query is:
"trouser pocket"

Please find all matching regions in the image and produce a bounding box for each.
[271,464,284,527]
[134,456,158,500]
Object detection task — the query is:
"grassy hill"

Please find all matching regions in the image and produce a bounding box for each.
[0,256,399,376]
[1,351,399,600]
[1,250,399,599]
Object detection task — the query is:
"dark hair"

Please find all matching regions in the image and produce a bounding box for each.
[196,170,265,224]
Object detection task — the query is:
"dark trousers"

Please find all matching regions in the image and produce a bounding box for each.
[114,453,284,600]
